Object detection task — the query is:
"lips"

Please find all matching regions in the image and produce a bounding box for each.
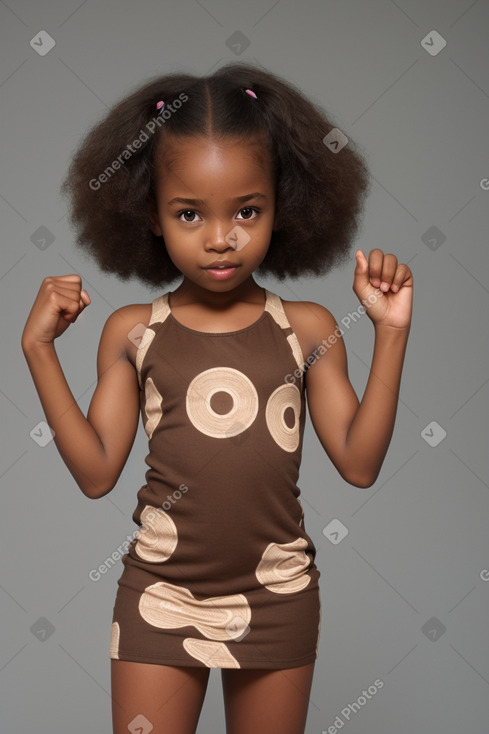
[204,261,239,269]
[204,263,240,280]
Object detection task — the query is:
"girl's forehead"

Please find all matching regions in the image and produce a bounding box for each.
[157,134,272,170]
[153,135,275,197]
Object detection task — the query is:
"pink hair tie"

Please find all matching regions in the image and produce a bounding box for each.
[244,88,257,99]
[156,100,165,111]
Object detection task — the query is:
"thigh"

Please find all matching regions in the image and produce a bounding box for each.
[111,659,210,734]
[221,661,316,734]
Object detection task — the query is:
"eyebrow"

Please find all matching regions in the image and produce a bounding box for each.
[167,193,268,207]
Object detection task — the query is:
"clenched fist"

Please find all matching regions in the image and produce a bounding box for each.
[22,274,91,351]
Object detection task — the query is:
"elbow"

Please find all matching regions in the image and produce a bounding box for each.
[82,487,114,500]
[83,490,110,500]
[78,476,116,500]
[351,477,377,489]
[342,469,379,489]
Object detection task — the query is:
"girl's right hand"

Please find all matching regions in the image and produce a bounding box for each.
[22,274,91,350]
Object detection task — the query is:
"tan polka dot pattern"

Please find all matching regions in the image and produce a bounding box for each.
[255,537,312,593]
[136,327,155,388]
[143,377,163,439]
[186,366,259,438]
[183,638,241,668]
[134,505,178,563]
[185,366,302,450]
[265,383,301,452]
[109,622,120,659]
[138,580,252,641]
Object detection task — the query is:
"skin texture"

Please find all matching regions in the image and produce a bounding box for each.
[22,134,413,733]
[148,133,277,315]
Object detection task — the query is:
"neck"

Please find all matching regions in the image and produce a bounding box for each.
[171,276,264,310]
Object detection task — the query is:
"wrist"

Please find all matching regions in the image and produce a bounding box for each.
[373,322,411,341]
[21,336,57,358]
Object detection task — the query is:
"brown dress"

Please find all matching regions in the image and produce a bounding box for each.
[109,288,321,669]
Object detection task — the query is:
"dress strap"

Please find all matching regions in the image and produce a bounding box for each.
[264,290,305,374]
[135,293,171,388]
[150,293,171,325]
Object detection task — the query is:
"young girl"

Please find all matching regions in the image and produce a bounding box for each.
[21,63,413,734]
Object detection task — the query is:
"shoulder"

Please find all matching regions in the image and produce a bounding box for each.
[280,297,339,357]
[99,302,154,367]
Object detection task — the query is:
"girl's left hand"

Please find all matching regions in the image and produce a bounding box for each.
[352,249,413,330]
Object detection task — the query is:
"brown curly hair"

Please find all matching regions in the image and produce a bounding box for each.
[61,62,370,287]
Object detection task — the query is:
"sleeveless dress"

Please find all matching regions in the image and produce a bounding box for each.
[109,288,321,669]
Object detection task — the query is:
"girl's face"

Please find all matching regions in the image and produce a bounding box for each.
[149,134,276,294]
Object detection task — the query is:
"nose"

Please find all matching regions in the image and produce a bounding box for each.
[204,217,234,251]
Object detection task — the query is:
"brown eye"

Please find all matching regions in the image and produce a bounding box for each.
[238,207,258,220]
[179,210,198,222]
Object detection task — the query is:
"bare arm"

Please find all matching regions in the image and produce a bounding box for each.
[303,249,413,488]
[305,311,409,487]
[21,275,141,499]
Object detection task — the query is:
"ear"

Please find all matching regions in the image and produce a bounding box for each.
[148,198,163,237]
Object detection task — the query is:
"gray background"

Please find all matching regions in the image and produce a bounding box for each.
[1,0,488,732]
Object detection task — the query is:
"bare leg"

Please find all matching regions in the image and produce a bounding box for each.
[111,660,210,734]
[221,661,316,734]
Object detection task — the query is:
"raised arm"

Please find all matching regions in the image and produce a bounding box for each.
[303,249,413,488]
[21,275,142,499]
